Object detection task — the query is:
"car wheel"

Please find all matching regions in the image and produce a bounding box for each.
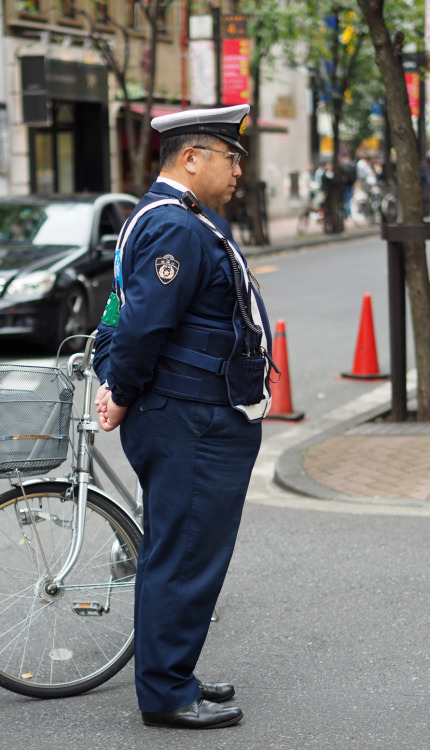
[53,286,89,354]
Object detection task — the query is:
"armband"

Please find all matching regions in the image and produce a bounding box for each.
[101,292,120,327]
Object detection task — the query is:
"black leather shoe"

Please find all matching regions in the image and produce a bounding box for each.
[196,678,235,703]
[142,699,243,729]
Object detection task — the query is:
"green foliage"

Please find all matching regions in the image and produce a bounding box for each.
[240,0,421,152]
[380,0,424,44]
[13,0,38,13]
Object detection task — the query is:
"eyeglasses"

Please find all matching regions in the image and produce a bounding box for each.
[193,145,242,167]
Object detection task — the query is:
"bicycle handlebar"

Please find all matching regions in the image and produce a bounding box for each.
[66,331,97,381]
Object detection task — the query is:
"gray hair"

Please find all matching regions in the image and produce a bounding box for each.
[159,133,221,169]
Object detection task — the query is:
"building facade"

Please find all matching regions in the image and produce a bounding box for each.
[1,0,310,217]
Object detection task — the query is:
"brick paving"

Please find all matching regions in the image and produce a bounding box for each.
[245,215,430,506]
[304,435,430,501]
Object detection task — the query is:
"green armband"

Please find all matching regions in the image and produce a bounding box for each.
[101,292,120,327]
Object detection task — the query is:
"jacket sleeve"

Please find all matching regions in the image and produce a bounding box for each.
[93,320,115,384]
[106,207,211,405]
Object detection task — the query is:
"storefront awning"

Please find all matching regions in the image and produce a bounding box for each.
[127,103,183,117]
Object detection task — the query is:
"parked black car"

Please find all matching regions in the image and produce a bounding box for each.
[0,194,138,352]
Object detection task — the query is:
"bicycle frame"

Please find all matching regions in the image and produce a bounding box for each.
[9,336,143,594]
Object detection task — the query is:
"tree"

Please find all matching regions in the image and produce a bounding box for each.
[79,1,170,196]
[357,0,430,420]
[243,0,371,233]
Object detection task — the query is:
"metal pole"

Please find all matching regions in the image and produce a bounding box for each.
[212,7,222,106]
[387,240,407,421]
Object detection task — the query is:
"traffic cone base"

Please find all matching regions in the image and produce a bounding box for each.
[266,319,305,421]
[339,372,390,381]
[266,408,306,422]
[341,293,389,380]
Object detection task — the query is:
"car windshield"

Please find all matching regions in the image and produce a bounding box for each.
[0,202,94,247]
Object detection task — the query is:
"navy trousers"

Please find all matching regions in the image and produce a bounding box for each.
[120,391,262,712]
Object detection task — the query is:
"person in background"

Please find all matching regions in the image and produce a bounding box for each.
[340,154,356,218]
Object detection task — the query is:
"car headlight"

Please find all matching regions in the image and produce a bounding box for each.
[4,271,56,299]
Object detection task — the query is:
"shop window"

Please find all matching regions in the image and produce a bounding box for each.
[56,104,74,124]
[157,1,170,36]
[124,1,171,35]
[124,0,139,29]
[95,0,109,25]
[31,103,76,195]
[34,131,54,195]
[57,132,74,193]
[59,0,75,19]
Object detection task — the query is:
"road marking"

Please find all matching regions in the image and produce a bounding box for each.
[250,264,278,274]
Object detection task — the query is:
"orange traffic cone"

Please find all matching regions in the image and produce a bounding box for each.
[267,319,305,421]
[341,293,389,380]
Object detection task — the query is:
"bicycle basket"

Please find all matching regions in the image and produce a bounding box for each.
[0,364,74,477]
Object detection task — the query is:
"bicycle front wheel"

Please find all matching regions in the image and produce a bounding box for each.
[381,193,398,224]
[296,209,310,235]
[0,481,142,698]
[350,196,370,227]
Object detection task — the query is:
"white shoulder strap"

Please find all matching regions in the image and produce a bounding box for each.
[114,198,182,305]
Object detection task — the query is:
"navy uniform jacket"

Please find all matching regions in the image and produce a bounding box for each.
[93,180,272,421]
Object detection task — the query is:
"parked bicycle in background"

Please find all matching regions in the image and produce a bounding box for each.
[349,178,399,227]
[297,163,340,235]
[235,182,270,246]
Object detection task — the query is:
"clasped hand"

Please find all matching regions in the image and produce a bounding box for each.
[95,382,128,432]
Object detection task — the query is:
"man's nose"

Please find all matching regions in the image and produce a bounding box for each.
[233,162,242,177]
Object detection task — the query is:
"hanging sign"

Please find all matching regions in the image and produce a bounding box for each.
[221,38,250,105]
[223,14,247,38]
[405,71,420,118]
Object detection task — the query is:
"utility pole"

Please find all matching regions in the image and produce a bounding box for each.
[425,0,430,156]
[0,0,8,195]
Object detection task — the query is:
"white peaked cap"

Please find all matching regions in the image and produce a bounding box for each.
[151,104,250,155]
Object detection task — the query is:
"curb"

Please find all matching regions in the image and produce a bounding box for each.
[273,372,427,509]
[273,398,393,505]
[243,228,379,257]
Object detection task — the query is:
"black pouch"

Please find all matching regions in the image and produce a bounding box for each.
[225,354,266,406]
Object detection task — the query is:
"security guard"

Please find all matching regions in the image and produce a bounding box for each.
[93,105,274,729]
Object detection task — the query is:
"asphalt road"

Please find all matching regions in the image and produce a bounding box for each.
[1,236,429,748]
[2,492,430,750]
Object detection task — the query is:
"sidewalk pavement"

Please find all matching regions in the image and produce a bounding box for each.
[241,213,430,509]
[234,213,379,256]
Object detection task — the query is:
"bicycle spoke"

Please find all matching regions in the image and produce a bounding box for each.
[0,484,140,697]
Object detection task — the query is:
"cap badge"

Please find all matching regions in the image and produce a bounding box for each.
[155,254,180,284]
[239,114,248,135]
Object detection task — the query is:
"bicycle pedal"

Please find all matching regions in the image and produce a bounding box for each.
[72,602,105,616]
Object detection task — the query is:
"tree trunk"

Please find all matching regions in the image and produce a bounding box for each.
[328,100,344,234]
[358,0,430,420]
[326,12,344,235]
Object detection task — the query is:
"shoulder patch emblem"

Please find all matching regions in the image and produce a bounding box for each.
[155,254,180,284]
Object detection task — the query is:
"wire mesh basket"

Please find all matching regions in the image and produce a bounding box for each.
[0,364,74,477]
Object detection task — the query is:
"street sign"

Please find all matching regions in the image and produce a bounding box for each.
[223,14,248,38]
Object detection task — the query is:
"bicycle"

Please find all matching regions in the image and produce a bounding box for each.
[296,181,333,235]
[0,334,143,699]
[350,181,398,227]
[235,183,270,245]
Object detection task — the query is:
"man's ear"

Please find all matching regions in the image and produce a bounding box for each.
[182,147,198,175]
